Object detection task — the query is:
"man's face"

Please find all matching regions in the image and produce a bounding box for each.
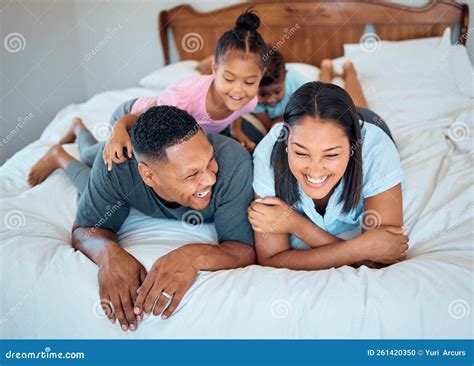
[138,130,218,211]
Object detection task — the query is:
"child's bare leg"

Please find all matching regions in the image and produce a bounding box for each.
[27,145,76,187]
[58,117,86,145]
[28,117,87,187]
[342,61,368,108]
[319,59,336,83]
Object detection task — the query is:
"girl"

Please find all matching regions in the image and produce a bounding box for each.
[248,81,408,270]
[28,9,267,187]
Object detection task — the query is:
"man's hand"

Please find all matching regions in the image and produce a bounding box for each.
[134,248,198,320]
[97,245,147,331]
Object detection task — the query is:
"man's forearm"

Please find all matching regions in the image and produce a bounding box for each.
[71,224,123,266]
[180,241,256,271]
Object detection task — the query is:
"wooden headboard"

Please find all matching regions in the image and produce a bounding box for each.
[158,0,469,66]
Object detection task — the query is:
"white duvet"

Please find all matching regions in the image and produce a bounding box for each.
[1,43,473,339]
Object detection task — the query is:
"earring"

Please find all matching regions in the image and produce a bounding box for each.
[285,146,288,153]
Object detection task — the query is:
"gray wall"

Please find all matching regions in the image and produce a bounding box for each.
[1,0,472,164]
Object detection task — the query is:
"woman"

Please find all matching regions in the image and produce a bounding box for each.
[248,81,408,269]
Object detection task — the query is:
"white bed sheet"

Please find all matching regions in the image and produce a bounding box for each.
[1,54,473,339]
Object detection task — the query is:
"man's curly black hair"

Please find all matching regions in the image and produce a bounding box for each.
[130,105,201,162]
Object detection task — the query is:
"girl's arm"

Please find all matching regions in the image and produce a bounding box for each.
[271,115,285,124]
[254,112,273,131]
[113,113,138,130]
[231,118,256,152]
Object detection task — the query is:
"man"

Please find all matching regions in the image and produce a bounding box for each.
[71,106,255,331]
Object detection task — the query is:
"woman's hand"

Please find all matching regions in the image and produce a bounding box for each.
[102,123,133,171]
[248,197,298,235]
[358,226,409,264]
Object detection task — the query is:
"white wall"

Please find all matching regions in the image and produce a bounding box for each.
[1,0,472,163]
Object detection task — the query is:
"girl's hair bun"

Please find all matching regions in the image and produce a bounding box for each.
[234,9,260,32]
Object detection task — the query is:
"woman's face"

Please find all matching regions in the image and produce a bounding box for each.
[287,116,351,202]
[212,52,264,112]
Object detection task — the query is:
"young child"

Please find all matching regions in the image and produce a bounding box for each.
[231,48,373,152]
[28,10,268,186]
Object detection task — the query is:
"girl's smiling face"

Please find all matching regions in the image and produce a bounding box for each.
[212,52,264,112]
[287,116,351,202]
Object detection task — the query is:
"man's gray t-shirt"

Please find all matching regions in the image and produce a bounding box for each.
[76,133,254,245]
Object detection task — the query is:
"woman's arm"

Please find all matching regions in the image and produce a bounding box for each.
[255,230,365,270]
[363,184,404,230]
[251,185,407,269]
[290,212,343,247]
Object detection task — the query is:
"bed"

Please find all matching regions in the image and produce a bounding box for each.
[1,0,472,339]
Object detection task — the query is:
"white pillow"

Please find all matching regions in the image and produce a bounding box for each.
[344,27,451,58]
[139,60,200,90]
[286,62,320,80]
[445,44,474,97]
[341,28,454,81]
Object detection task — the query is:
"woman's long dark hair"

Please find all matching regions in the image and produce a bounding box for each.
[271,81,363,214]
